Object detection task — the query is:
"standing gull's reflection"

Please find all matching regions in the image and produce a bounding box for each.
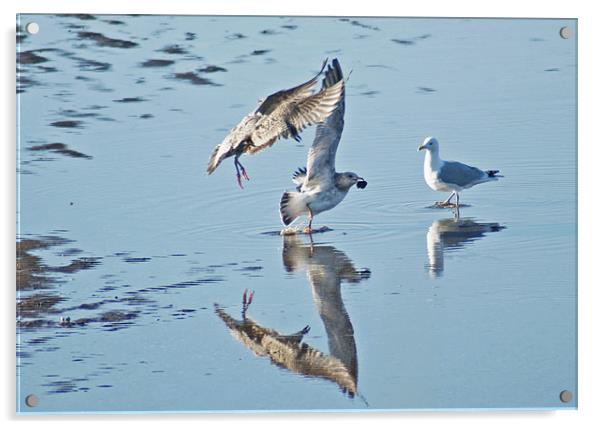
[426,217,505,277]
[214,236,370,399]
[283,235,370,397]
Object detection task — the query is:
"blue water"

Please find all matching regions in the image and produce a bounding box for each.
[16,15,576,413]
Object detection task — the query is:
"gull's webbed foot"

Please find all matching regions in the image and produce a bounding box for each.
[434,201,457,209]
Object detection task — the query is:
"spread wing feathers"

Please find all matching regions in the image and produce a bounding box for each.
[255,59,327,116]
[292,167,307,191]
[304,59,345,185]
[245,78,344,155]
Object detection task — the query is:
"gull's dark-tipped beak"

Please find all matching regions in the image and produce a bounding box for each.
[418,145,425,151]
[356,179,367,189]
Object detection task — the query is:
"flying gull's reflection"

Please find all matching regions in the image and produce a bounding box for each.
[215,235,370,399]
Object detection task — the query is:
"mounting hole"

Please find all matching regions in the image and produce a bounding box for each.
[25,22,39,35]
[559,390,573,403]
[25,394,39,407]
[559,26,571,39]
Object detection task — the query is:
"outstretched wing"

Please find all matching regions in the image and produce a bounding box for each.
[255,59,327,116]
[438,161,486,187]
[304,58,345,187]
[246,77,344,154]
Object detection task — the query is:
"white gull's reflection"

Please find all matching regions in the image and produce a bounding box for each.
[426,217,505,278]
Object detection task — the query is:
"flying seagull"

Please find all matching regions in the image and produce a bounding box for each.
[207,59,344,188]
[280,59,367,234]
[418,136,501,208]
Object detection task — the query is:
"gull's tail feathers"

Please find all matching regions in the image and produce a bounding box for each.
[280,191,307,226]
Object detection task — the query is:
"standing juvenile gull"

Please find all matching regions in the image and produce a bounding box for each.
[279,59,367,234]
[207,59,344,188]
[418,136,501,208]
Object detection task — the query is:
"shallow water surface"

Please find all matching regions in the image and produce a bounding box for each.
[17,15,576,412]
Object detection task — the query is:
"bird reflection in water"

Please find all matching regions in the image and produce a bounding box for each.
[426,216,505,277]
[214,235,370,400]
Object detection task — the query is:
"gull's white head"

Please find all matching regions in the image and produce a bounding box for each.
[335,172,368,191]
[418,136,439,153]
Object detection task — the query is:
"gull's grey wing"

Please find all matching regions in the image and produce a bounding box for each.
[438,161,487,187]
[304,59,345,186]
[255,59,327,116]
[246,77,344,155]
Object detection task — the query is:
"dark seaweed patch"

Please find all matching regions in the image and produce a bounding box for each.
[391,38,415,45]
[58,14,97,20]
[339,18,379,31]
[104,19,125,25]
[139,114,154,119]
[45,379,79,394]
[57,109,98,118]
[74,57,111,72]
[172,71,219,86]
[260,29,278,35]
[350,20,380,31]
[17,75,39,93]
[281,25,298,30]
[113,96,146,103]
[50,120,83,128]
[100,310,138,323]
[17,237,71,291]
[197,65,227,73]
[18,294,64,318]
[158,44,188,54]
[417,86,436,93]
[29,143,92,159]
[140,59,175,67]
[237,266,263,272]
[18,50,49,65]
[185,32,196,40]
[37,65,58,73]
[250,49,270,56]
[49,257,101,272]
[124,257,152,263]
[360,90,379,97]
[77,31,138,48]
[17,24,27,43]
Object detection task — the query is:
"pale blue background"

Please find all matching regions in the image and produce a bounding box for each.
[17,15,576,412]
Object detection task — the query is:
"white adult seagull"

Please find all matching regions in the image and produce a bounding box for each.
[418,136,501,208]
[207,59,344,188]
[279,59,367,233]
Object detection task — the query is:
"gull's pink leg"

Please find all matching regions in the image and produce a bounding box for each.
[234,159,244,189]
[236,158,250,181]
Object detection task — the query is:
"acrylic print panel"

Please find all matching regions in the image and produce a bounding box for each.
[16,14,577,413]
